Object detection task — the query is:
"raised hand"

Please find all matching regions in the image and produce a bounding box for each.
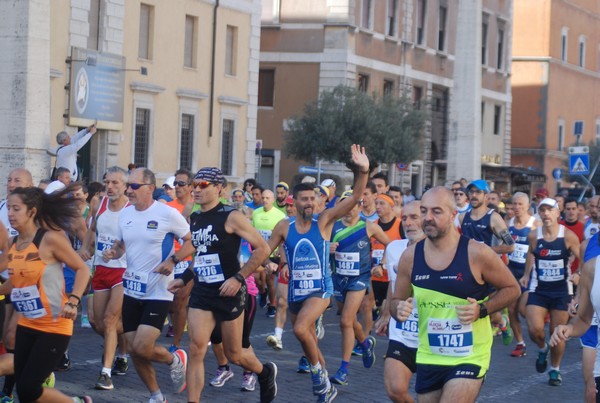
[351,144,369,172]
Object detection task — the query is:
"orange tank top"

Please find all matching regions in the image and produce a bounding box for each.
[370,217,402,283]
[8,229,72,336]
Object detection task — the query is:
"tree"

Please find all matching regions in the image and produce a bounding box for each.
[283,85,428,171]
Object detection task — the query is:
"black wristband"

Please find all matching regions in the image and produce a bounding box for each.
[180,268,195,286]
[68,294,81,305]
[478,303,489,319]
[233,273,246,284]
[170,255,180,264]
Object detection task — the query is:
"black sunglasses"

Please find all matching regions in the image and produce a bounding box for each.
[174,180,190,187]
[126,183,151,190]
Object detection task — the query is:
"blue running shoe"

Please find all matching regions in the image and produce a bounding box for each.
[317,385,338,402]
[297,356,310,373]
[362,336,376,369]
[536,350,548,373]
[311,368,329,395]
[330,368,348,386]
[351,341,362,357]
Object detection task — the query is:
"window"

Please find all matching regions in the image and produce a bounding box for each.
[134,108,150,167]
[358,74,369,92]
[438,5,447,51]
[561,27,568,62]
[579,36,586,68]
[138,4,153,60]
[184,15,197,68]
[481,102,485,133]
[482,18,488,65]
[225,25,238,76]
[221,119,235,176]
[497,27,505,70]
[416,0,427,45]
[88,0,101,50]
[558,121,564,151]
[361,0,372,29]
[383,80,394,96]
[493,105,501,135]
[387,0,398,36]
[180,114,194,171]
[413,86,423,109]
[258,69,275,107]
[574,120,584,137]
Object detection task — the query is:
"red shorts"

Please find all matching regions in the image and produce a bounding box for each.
[92,265,125,291]
[278,270,289,285]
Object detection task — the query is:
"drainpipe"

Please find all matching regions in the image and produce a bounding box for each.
[208,0,220,137]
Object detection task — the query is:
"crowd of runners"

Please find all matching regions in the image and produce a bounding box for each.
[0,143,599,402]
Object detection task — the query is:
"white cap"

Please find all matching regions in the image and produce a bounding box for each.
[537,197,558,209]
[321,179,336,187]
[44,180,66,194]
[163,176,176,188]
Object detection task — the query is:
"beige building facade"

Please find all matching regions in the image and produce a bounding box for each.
[258,0,513,192]
[512,0,600,193]
[0,0,261,196]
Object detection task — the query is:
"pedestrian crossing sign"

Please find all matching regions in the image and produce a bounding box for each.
[569,153,589,175]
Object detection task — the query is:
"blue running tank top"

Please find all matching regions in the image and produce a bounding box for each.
[532,225,571,295]
[330,219,372,277]
[507,216,536,278]
[461,209,495,246]
[585,233,600,263]
[284,217,333,302]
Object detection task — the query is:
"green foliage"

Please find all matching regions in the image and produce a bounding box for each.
[283,85,427,170]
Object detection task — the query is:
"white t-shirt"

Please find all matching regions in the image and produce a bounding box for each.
[117,201,190,301]
[94,197,128,269]
[384,239,419,349]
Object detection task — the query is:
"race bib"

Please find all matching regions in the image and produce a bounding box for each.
[11,285,46,319]
[335,251,360,276]
[395,308,419,344]
[258,229,272,241]
[123,270,148,298]
[372,249,384,265]
[427,318,473,357]
[538,259,565,282]
[96,233,116,253]
[509,243,528,264]
[174,260,190,275]
[194,253,225,284]
[292,268,322,297]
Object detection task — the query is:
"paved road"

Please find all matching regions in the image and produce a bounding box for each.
[51,307,585,403]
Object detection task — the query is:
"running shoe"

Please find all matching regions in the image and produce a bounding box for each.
[112,357,128,375]
[0,393,13,403]
[317,385,338,403]
[372,308,380,322]
[148,397,167,403]
[42,372,56,388]
[165,325,174,338]
[311,367,329,395]
[81,315,91,329]
[510,344,527,357]
[259,292,268,308]
[297,356,310,373]
[548,369,562,386]
[210,367,234,387]
[258,362,278,403]
[94,372,114,390]
[536,349,548,373]
[266,335,283,351]
[241,372,256,392]
[351,341,362,356]
[500,314,513,346]
[316,315,325,340]
[168,344,178,354]
[266,306,276,318]
[362,336,376,368]
[330,368,348,386]
[170,349,187,393]
[74,397,93,403]
[55,352,71,372]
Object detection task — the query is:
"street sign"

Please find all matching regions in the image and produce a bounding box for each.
[299,166,322,174]
[569,153,590,175]
[568,146,589,154]
[552,168,562,180]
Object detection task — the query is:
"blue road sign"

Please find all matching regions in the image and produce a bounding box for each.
[299,166,322,174]
[569,153,589,175]
[552,168,562,180]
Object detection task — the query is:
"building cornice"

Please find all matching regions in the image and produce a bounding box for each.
[129,81,165,94]
[176,88,209,100]
[218,95,248,107]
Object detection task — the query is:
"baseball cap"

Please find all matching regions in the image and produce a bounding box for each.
[194,167,225,184]
[467,179,490,193]
[276,181,289,191]
[316,185,329,198]
[535,188,549,198]
[163,176,176,188]
[284,195,294,205]
[44,180,66,194]
[538,197,559,209]
[321,179,336,188]
[339,190,353,201]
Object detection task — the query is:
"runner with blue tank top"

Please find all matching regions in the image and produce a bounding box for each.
[328,192,389,386]
[268,144,371,403]
[506,192,540,358]
[390,187,520,402]
[459,179,516,347]
[521,197,580,387]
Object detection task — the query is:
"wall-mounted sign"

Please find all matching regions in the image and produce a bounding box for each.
[69,47,125,130]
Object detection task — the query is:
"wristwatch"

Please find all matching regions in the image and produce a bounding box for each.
[170,255,180,264]
[478,303,488,319]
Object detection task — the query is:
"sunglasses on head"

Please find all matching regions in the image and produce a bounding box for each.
[126,183,151,190]
[174,180,190,187]
[193,181,213,189]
